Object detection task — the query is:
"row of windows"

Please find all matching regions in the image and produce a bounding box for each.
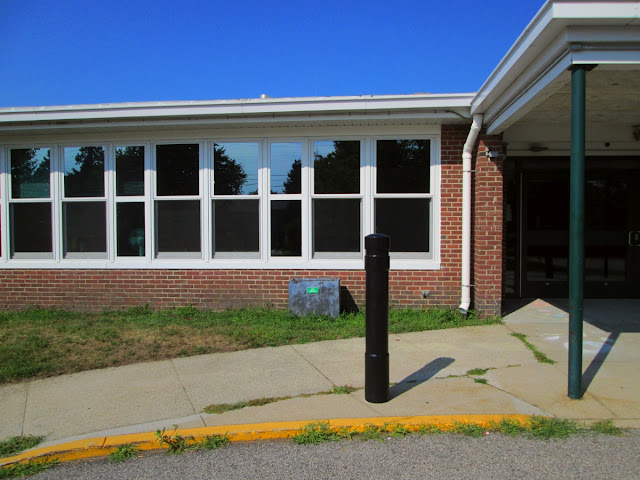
[0,138,438,264]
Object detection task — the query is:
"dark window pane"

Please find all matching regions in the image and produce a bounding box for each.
[156,200,200,253]
[116,146,145,196]
[11,203,52,255]
[213,200,259,253]
[313,199,360,253]
[64,202,106,255]
[375,198,430,252]
[214,143,258,195]
[271,143,301,194]
[271,200,301,256]
[314,141,360,194]
[377,140,430,193]
[11,148,50,198]
[64,147,105,197]
[117,202,145,256]
[156,144,199,196]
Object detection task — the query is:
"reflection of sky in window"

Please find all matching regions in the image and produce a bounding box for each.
[215,142,259,195]
[64,146,104,175]
[271,142,301,194]
[31,148,50,166]
[313,141,335,159]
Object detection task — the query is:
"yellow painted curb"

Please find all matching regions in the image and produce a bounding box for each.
[0,414,535,468]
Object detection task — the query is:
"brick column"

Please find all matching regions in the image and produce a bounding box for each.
[473,134,505,316]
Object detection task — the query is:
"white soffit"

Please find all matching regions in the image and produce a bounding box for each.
[471,0,640,134]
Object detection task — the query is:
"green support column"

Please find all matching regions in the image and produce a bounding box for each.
[568,65,586,399]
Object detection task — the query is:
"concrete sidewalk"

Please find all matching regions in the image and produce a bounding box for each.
[1,299,639,452]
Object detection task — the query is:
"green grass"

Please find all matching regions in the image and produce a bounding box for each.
[527,417,580,439]
[510,332,557,364]
[109,443,139,463]
[203,385,357,414]
[0,459,58,479]
[588,420,624,435]
[0,436,44,457]
[0,306,500,383]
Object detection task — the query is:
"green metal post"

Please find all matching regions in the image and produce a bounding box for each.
[568,65,586,399]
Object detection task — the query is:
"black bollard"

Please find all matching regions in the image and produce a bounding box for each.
[364,233,390,403]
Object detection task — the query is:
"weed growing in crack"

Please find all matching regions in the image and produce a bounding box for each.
[109,443,139,463]
[155,425,193,454]
[291,423,337,445]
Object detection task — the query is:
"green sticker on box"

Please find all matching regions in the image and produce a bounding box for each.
[307,287,319,294]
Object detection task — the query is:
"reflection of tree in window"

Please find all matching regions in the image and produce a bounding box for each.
[11,148,50,198]
[213,145,248,195]
[377,140,430,194]
[116,146,144,196]
[281,159,301,194]
[156,144,198,196]
[314,141,359,194]
[65,147,105,197]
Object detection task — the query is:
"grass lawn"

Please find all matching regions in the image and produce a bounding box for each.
[0,306,500,384]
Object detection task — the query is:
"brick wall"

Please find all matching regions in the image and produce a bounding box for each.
[473,133,505,316]
[0,127,505,316]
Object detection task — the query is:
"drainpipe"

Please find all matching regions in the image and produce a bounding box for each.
[459,114,483,315]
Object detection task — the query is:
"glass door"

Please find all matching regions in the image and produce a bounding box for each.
[521,169,640,298]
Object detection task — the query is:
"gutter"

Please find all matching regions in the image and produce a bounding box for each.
[459,114,483,315]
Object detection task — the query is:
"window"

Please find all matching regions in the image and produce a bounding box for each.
[9,148,52,258]
[211,143,260,257]
[155,144,201,257]
[270,142,302,257]
[115,146,146,257]
[375,140,433,257]
[312,140,361,257]
[1,135,439,267]
[63,146,107,258]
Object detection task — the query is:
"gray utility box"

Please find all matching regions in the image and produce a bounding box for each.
[289,278,340,318]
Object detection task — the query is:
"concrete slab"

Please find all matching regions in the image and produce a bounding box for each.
[202,393,380,427]
[576,362,640,419]
[0,382,28,441]
[171,346,334,412]
[292,338,364,387]
[355,376,549,417]
[485,364,616,419]
[23,361,195,441]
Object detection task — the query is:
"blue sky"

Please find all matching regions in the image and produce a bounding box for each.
[0,0,544,107]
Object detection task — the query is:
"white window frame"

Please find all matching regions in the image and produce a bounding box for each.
[5,146,54,260]
[209,139,262,260]
[113,143,151,263]
[60,144,109,260]
[152,141,204,260]
[372,137,439,263]
[309,138,364,259]
[0,132,441,270]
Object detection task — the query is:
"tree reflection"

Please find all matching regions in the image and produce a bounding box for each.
[213,145,248,195]
[65,146,105,197]
[11,148,50,198]
[377,140,430,194]
[314,141,360,194]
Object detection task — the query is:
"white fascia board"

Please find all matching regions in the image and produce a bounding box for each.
[0,94,473,125]
[472,1,640,117]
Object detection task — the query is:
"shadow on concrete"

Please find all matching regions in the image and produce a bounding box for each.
[389,357,455,399]
[504,298,640,395]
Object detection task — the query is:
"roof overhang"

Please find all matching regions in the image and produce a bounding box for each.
[0,94,473,135]
[471,0,640,134]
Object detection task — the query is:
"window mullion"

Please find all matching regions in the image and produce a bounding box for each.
[51,146,62,262]
[105,144,116,263]
[0,148,7,262]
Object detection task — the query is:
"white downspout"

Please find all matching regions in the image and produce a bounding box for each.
[459,113,483,315]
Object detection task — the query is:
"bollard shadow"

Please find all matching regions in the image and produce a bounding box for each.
[389,357,455,400]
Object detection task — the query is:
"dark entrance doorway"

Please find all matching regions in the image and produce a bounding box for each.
[518,158,640,298]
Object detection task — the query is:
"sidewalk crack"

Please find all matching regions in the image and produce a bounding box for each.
[289,345,336,388]
[169,359,198,415]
